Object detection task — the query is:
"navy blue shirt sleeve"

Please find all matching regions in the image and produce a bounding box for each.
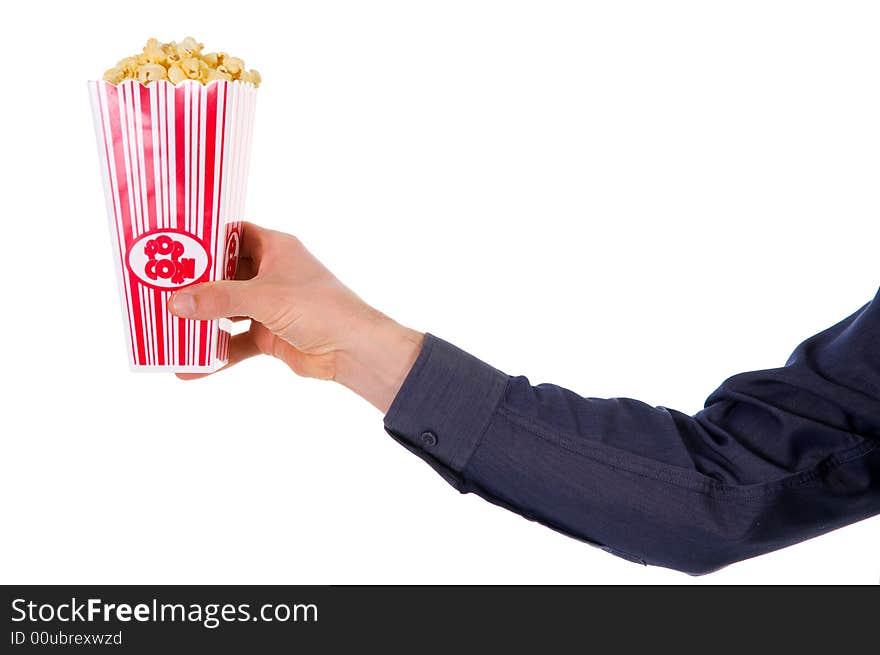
[384,289,880,574]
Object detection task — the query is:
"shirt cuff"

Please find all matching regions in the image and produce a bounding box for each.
[383,333,509,482]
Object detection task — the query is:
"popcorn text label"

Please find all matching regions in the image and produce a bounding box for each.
[126,229,211,290]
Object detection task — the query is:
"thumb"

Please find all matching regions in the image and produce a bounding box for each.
[169,280,267,321]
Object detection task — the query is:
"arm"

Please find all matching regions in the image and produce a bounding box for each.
[384,321,880,574]
[171,222,880,574]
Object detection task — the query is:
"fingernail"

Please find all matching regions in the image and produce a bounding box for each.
[170,292,196,317]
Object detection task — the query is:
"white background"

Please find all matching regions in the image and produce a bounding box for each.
[1,1,878,584]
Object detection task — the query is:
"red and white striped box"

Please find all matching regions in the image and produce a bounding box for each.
[88,79,257,372]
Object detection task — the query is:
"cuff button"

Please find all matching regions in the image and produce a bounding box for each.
[420,431,438,448]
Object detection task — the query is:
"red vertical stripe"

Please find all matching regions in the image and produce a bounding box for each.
[141,84,165,366]
[163,83,173,367]
[190,85,198,368]
[140,85,158,228]
[175,84,187,367]
[175,85,187,233]
[198,84,219,367]
[213,84,229,366]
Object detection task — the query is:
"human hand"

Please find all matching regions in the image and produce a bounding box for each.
[168,222,424,412]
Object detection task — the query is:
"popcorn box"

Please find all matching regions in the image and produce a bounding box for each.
[88,79,257,372]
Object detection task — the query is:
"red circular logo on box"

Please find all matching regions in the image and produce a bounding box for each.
[126,229,212,291]
[224,230,240,280]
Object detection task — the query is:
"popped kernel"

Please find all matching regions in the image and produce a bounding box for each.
[103,67,126,84]
[142,38,166,65]
[206,69,233,83]
[101,37,262,87]
[180,57,206,81]
[117,56,140,76]
[241,69,261,86]
[167,64,187,85]
[221,56,244,78]
[180,36,203,53]
[137,63,167,84]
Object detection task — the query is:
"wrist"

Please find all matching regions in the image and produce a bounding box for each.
[333,311,424,413]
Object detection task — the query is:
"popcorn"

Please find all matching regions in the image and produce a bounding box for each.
[142,38,166,65]
[103,67,125,84]
[177,36,203,58]
[219,56,244,77]
[117,56,140,77]
[206,69,233,83]
[102,37,261,87]
[180,57,206,81]
[136,63,167,84]
[241,69,262,86]
[167,64,187,84]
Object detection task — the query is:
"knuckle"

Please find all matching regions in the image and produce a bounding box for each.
[199,282,240,317]
[209,283,233,311]
[269,231,301,252]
